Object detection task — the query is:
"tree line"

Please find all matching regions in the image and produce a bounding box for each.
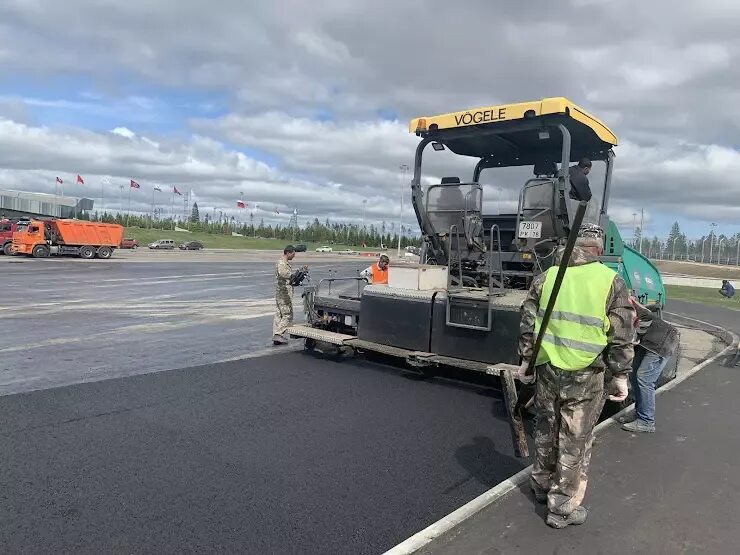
[82,207,422,249]
[633,221,740,263]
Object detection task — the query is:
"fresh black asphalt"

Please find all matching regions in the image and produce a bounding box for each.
[0,346,525,554]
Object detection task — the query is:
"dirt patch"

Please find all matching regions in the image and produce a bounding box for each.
[655,260,740,279]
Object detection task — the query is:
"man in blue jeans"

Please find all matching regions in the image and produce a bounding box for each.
[719,280,735,299]
[621,298,680,433]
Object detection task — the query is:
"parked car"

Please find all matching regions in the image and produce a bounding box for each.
[315,246,333,253]
[120,237,139,249]
[179,241,204,251]
[294,244,307,252]
[148,239,176,250]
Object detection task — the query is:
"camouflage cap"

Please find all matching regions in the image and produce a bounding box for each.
[578,223,604,240]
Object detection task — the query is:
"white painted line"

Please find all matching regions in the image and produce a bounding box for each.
[383,316,738,555]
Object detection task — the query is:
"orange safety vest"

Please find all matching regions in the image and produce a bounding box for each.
[371,262,388,284]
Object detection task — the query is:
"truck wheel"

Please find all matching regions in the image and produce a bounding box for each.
[79,245,96,259]
[96,246,113,259]
[2,242,13,256]
[32,244,50,258]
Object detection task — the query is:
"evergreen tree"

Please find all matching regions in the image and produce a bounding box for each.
[190,202,200,223]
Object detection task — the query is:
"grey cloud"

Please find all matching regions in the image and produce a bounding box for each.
[0,0,739,233]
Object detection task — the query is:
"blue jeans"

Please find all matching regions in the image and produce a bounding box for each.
[630,348,668,426]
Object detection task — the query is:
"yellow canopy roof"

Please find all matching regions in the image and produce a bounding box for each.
[409,97,617,146]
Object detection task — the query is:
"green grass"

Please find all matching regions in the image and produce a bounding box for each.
[123,227,385,252]
[666,285,740,311]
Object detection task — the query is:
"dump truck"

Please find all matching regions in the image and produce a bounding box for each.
[287,97,669,457]
[1,219,26,255]
[12,219,124,259]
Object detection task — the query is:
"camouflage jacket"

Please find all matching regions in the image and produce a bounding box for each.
[275,257,293,299]
[519,246,635,375]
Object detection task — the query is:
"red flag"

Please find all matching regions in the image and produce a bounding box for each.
[130,179,140,189]
[77,174,84,185]
[55,177,63,184]
[174,186,182,196]
[237,200,246,209]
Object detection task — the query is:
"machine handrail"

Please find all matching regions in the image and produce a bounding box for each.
[488,224,505,295]
[316,276,367,299]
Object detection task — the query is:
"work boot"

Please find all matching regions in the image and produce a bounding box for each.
[617,413,636,424]
[531,482,548,504]
[272,334,288,346]
[546,506,588,529]
[622,419,655,433]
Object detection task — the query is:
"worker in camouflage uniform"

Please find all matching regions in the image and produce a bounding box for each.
[273,245,298,345]
[518,223,635,529]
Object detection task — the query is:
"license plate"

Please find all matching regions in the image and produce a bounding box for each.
[518,221,542,239]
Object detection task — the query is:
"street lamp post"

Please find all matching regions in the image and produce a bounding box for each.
[632,212,637,248]
[362,199,367,230]
[718,237,725,265]
[672,236,678,261]
[701,237,708,263]
[100,176,110,218]
[708,222,717,264]
[397,164,409,259]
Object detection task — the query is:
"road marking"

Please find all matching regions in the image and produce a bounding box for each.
[383,317,739,555]
[12,271,275,293]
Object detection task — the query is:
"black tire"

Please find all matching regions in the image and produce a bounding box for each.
[96,246,113,259]
[2,242,13,256]
[32,244,50,258]
[305,338,317,351]
[80,245,96,259]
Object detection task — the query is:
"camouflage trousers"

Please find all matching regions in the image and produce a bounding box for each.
[273,293,294,336]
[530,363,605,516]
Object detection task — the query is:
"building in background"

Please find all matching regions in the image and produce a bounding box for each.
[0,189,94,220]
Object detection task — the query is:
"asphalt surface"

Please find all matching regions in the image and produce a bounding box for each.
[0,250,527,554]
[421,299,740,555]
[0,251,364,395]
[0,351,525,554]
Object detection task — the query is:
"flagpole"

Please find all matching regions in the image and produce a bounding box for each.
[150,188,155,229]
[127,185,132,228]
[171,190,175,230]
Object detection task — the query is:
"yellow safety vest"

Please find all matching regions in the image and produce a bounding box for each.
[534,262,617,370]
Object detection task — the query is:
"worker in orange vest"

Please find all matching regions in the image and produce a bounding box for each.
[360,254,390,284]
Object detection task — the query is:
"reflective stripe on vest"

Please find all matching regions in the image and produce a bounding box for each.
[534,262,617,370]
[371,262,388,284]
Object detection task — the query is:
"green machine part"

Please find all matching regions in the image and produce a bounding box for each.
[603,220,666,308]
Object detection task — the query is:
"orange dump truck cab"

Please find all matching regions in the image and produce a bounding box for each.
[12,219,124,259]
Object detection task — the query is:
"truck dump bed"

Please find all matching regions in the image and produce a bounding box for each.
[53,220,124,247]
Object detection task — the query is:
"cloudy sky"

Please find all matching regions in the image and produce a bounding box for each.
[1,0,739,240]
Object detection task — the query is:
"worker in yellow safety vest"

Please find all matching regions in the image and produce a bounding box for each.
[517,223,635,529]
[360,254,389,284]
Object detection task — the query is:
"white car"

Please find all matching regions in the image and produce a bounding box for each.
[148,239,176,250]
[315,246,333,253]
